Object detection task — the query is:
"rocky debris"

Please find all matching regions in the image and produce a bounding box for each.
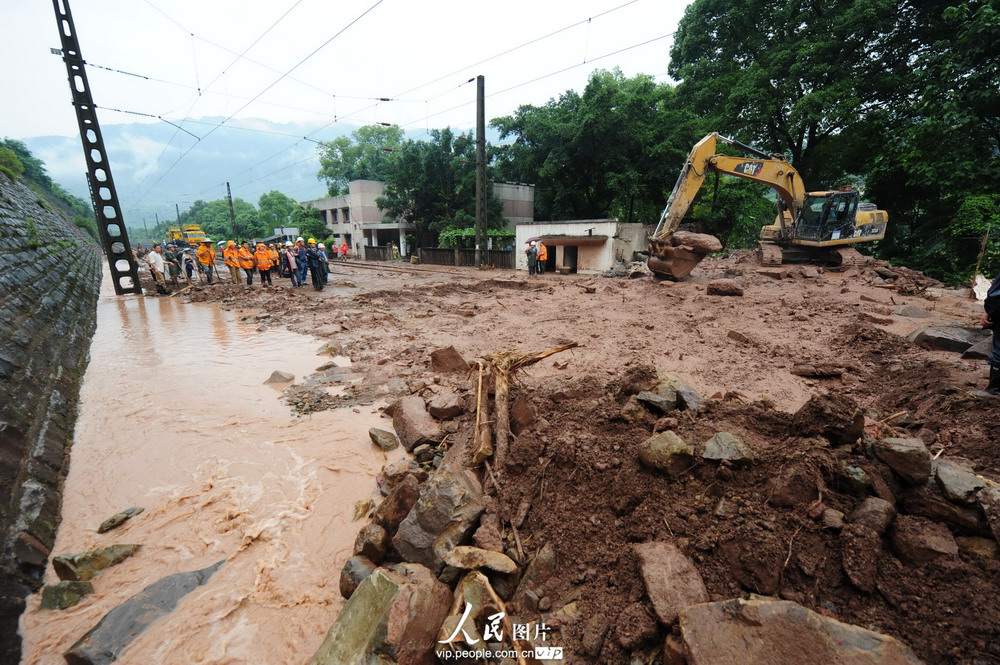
[848,498,896,535]
[907,326,988,353]
[890,515,958,563]
[340,555,378,599]
[392,396,443,452]
[894,304,932,318]
[934,458,986,504]
[368,428,400,451]
[822,509,845,530]
[40,581,94,610]
[956,536,999,560]
[317,340,344,356]
[52,544,142,582]
[311,564,451,665]
[442,545,518,574]
[792,394,864,446]
[510,393,536,435]
[472,514,504,553]
[430,346,469,373]
[65,561,222,665]
[678,597,924,664]
[637,431,694,475]
[97,507,144,534]
[873,438,931,485]
[615,602,659,650]
[353,499,375,521]
[726,330,753,344]
[633,542,709,625]
[671,231,723,254]
[706,279,744,297]
[767,460,821,507]
[757,268,790,280]
[961,336,993,360]
[354,524,389,563]
[840,524,881,592]
[427,389,464,420]
[372,475,421,535]
[264,370,294,384]
[790,362,854,378]
[903,483,991,535]
[512,542,556,609]
[392,468,484,573]
[636,391,676,414]
[978,486,1000,542]
[620,395,656,424]
[581,614,610,657]
[700,432,755,466]
[436,571,519,659]
[653,373,703,411]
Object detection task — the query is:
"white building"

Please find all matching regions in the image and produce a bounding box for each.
[514,219,651,274]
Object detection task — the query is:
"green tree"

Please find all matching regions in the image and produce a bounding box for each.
[1,138,53,188]
[317,124,404,195]
[258,190,299,231]
[376,128,504,246]
[293,207,328,241]
[179,198,261,241]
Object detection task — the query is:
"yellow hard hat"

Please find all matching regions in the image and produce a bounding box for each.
[308,237,316,244]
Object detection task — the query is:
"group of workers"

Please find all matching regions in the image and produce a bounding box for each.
[139,237,350,293]
[525,240,548,275]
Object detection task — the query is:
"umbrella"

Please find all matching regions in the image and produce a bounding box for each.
[526,237,542,243]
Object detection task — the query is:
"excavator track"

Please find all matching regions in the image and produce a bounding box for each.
[757,242,784,266]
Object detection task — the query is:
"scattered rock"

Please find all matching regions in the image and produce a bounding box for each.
[64,561,223,665]
[757,268,790,280]
[472,514,504,553]
[792,394,864,446]
[317,341,344,356]
[671,231,723,254]
[430,346,469,373]
[679,597,924,664]
[353,499,375,521]
[637,431,694,475]
[890,515,958,563]
[392,468,484,573]
[848,498,896,535]
[706,279,744,296]
[427,389,464,420]
[264,370,295,384]
[372,475,421,535]
[616,602,659,650]
[311,564,451,665]
[961,336,993,360]
[903,483,991,535]
[392,396,443,452]
[40,581,94,610]
[653,373,702,411]
[822,509,845,530]
[873,438,931,485]
[701,432,755,466]
[52,544,142,582]
[369,428,400,451]
[340,555,378,599]
[934,458,986,505]
[840,524,881,592]
[436,572,505,656]
[978,486,1000,542]
[767,461,820,507]
[906,326,988,353]
[582,614,609,657]
[97,507,144,534]
[621,395,656,424]
[354,524,389,563]
[442,546,518,574]
[895,305,932,318]
[512,542,556,609]
[633,542,709,625]
[636,391,677,414]
[955,536,999,560]
[726,330,753,344]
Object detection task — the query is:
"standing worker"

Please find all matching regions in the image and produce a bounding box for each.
[295,237,309,286]
[197,238,216,283]
[317,242,330,285]
[146,243,168,293]
[536,240,548,275]
[281,241,300,287]
[223,240,241,284]
[979,272,1000,394]
[525,241,538,276]
[306,238,324,291]
[238,241,256,285]
[255,241,274,287]
[269,244,280,279]
[340,241,349,260]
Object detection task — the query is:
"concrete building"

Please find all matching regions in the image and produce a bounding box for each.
[514,219,651,274]
[300,180,536,256]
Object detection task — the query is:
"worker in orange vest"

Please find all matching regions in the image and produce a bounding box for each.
[268,244,279,277]
[340,242,349,259]
[238,241,256,285]
[196,238,217,283]
[536,241,548,274]
[223,240,241,284]
[254,242,274,286]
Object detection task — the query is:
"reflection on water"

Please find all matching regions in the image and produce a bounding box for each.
[20,272,398,665]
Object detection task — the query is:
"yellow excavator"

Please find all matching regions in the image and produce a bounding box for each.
[647,133,889,279]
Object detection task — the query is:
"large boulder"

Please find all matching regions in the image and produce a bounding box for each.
[792,394,864,446]
[372,475,421,535]
[934,458,986,505]
[52,544,142,582]
[340,555,377,599]
[873,438,931,485]
[671,231,723,254]
[354,524,389,563]
[907,326,988,353]
[392,396,443,452]
[903,483,991,535]
[430,346,468,373]
[392,468,484,573]
[889,515,958,564]
[962,336,994,360]
[678,597,924,664]
[428,389,464,420]
[633,542,708,625]
[311,564,451,665]
[64,561,223,665]
[637,431,694,475]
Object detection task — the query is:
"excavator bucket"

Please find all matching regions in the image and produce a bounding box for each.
[647,246,707,280]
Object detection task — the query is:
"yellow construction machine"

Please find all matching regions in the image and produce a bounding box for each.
[647,133,889,279]
[166,224,206,247]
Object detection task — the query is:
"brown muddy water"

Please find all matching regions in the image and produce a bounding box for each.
[20,274,398,664]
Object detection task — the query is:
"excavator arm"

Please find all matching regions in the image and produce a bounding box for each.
[648,133,807,278]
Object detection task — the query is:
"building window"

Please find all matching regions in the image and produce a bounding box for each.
[331,209,339,222]
[342,207,351,222]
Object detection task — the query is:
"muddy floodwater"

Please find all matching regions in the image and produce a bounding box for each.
[20,274,397,664]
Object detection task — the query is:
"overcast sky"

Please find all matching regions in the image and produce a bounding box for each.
[2,0,689,218]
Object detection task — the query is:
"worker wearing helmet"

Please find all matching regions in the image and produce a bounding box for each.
[317,242,330,284]
[281,240,300,287]
[223,240,241,284]
[526,240,539,275]
[238,241,256,285]
[294,238,309,286]
[197,238,217,283]
[340,242,349,259]
[254,242,274,286]
[305,238,324,291]
[536,241,548,275]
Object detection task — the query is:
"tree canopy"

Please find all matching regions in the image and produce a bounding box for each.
[317,125,404,196]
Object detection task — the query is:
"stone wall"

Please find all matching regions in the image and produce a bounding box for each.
[0,174,102,662]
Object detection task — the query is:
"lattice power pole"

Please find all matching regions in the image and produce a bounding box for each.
[51,0,142,295]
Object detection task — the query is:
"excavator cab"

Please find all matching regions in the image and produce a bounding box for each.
[795,190,859,242]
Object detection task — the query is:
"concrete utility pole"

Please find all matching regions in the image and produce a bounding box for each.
[475,75,487,267]
[175,203,181,223]
[51,0,141,294]
[226,182,237,240]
